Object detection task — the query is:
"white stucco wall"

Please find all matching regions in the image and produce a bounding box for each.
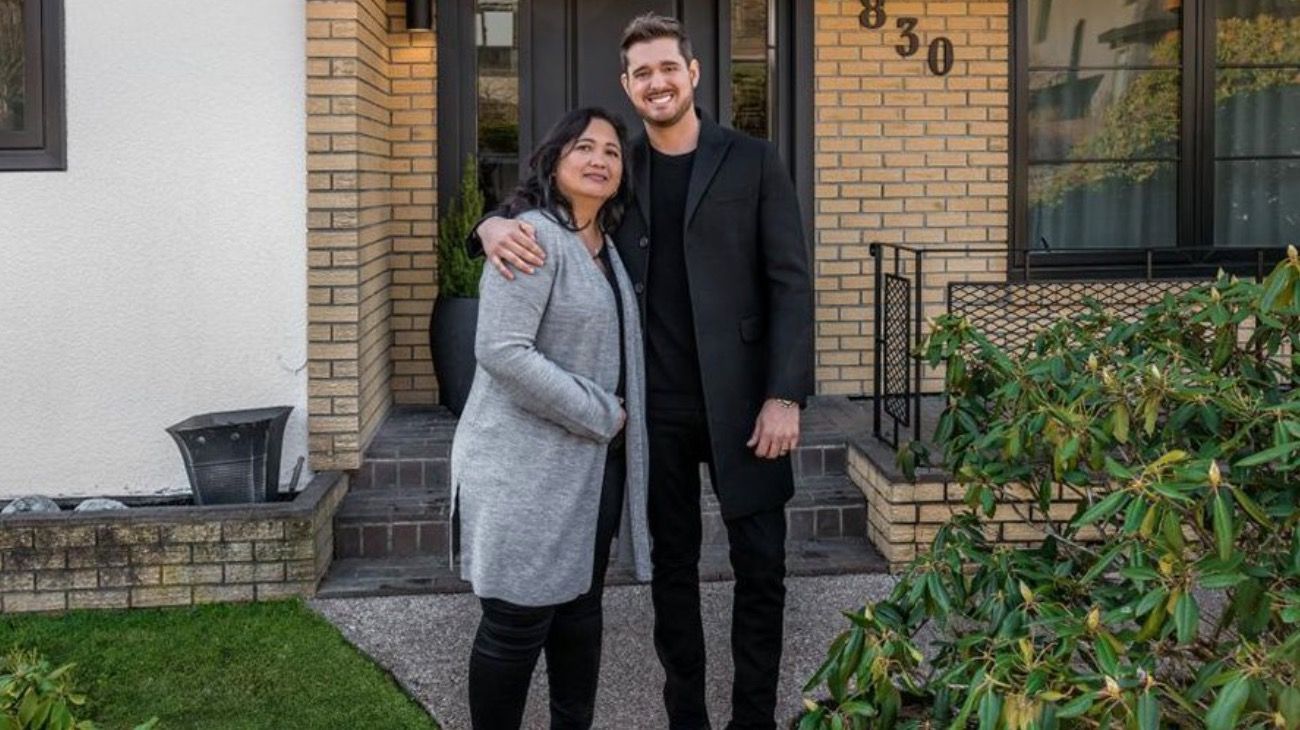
[0,1,309,498]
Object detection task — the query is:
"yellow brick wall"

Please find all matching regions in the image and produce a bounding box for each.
[812,1,1012,395]
[354,0,395,464]
[849,448,1105,570]
[305,0,436,471]
[387,1,438,407]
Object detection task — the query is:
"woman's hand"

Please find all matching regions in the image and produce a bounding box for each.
[478,217,545,279]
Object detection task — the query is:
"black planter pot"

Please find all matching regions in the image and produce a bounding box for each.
[429,295,479,416]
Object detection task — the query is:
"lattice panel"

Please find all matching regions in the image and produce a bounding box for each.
[882,274,913,427]
[948,280,1205,352]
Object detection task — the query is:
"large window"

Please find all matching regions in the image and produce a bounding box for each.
[0,0,64,171]
[1017,0,1299,260]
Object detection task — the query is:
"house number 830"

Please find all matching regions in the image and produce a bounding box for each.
[859,0,955,76]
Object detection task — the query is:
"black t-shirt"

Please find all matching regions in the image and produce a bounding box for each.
[645,148,704,410]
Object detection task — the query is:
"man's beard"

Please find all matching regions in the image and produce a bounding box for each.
[641,95,694,129]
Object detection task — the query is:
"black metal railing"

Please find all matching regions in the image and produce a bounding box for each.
[870,243,924,449]
[868,243,1282,448]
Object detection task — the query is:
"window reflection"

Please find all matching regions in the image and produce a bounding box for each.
[730,0,772,140]
[0,0,24,133]
[1217,0,1300,61]
[1215,71,1300,157]
[1213,0,1300,247]
[1028,0,1181,68]
[476,1,519,211]
[1026,0,1182,249]
[1028,69,1181,161]
[1216,159,1300,247]
[1029,162,1179,249]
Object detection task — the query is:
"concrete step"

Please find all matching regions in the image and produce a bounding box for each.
[315,537,888,599]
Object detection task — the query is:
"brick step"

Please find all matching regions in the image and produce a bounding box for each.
[315,536,887,599]
[338,399,873,560]
[334,475,868,561]
[350,442,848,492]
[350,405,858,493]
[340,473,858,524]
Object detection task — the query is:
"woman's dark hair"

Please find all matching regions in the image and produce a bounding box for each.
[503,107,634,234]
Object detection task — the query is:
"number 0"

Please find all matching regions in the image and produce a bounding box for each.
[928,36,954,76]
[859,0,886,30]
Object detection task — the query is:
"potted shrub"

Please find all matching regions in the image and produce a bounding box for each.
[429,158,486,415]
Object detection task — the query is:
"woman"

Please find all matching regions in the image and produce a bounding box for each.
[450,107,650,729]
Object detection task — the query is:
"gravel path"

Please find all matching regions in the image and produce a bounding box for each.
[311,573,897,729]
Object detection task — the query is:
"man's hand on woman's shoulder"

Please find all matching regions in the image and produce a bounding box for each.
[478,216,546,280]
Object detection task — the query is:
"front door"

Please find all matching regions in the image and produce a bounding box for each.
[521,0,719,162]
[438,1,803,217]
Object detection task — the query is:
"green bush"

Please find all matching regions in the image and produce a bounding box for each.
[437,157,486,298]
[801,249,1300,729]
[0,650,156,730]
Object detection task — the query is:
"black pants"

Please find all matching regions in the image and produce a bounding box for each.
[648,407,787,730]
[467,444,626,730]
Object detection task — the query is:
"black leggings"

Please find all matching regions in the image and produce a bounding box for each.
[467,445,626,729]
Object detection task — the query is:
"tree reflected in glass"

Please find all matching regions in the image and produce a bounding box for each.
[1214,0,1300,246]
[1026,0,1182,248]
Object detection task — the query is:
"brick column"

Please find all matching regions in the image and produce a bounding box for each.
[304,0,436,471]
[385,1,437,406]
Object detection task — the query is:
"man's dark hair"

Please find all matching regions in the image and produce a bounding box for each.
[503,106,634,235]
[619,12,694,71]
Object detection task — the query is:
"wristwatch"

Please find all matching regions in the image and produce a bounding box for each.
[773,398,798,409]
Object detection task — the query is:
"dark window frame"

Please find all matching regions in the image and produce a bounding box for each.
[0,0,65,172]
[1009,0,1290,280]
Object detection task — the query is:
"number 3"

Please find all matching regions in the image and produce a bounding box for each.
[859,0,886,30]
[896,17,920,57]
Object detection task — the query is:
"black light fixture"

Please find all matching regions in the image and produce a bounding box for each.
[406,0,432,31]
[167,406,302,505]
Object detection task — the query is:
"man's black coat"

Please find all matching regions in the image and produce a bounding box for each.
[618,114,812,518]
[473,112,814,519]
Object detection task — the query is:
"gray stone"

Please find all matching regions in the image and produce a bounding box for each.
[73,498,128,512]
[1,496,60,515]
[311,573,900,729]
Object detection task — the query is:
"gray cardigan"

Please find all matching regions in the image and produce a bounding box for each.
[450,209,651,606]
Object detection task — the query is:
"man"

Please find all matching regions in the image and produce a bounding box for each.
[471,14,813,729]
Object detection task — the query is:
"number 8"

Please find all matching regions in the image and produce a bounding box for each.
[859,0,887,30]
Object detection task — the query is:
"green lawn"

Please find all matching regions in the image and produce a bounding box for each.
[0,600,438,730]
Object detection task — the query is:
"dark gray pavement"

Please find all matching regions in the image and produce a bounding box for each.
[311,573,897,729]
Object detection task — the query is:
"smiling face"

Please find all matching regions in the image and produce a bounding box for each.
[553,117,624,210]
[620,37,699,129]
